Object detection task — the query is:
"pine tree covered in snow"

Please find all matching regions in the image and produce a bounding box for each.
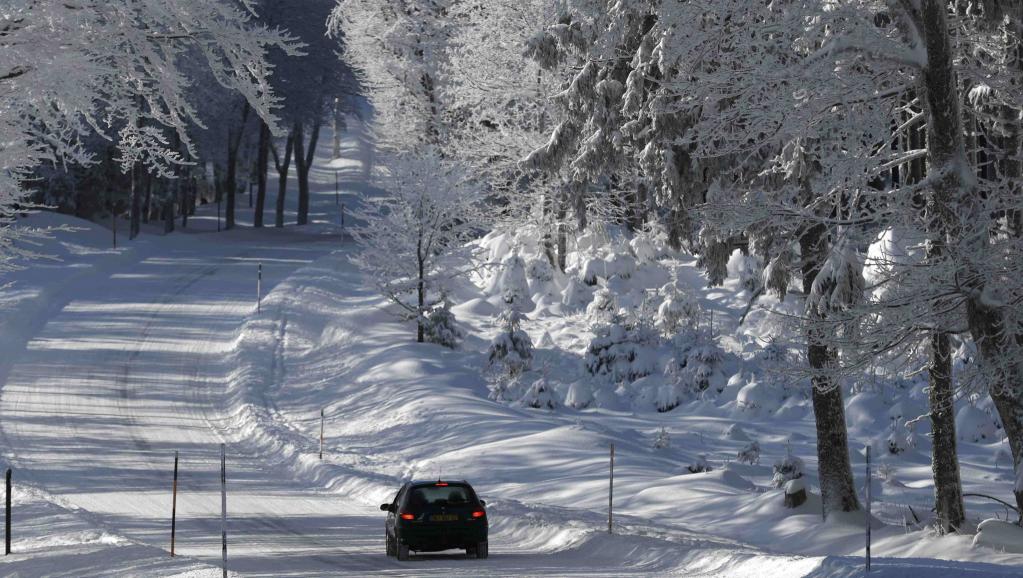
[487,308,534,377]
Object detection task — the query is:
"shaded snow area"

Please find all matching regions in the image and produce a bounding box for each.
[0,124,1020,576]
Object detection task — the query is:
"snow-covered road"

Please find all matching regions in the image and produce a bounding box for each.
[0,227,394,576]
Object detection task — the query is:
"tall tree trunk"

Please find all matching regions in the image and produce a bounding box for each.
[294,120,321,226]
[930,330,965,532]
[801,224,860,518]
[142,172,152,225]
[917,0,1023,517]
[417,240,426,343]
[272,132,295,228]
[129,164,140,240]
[225,103,251,231]
[254,122,270,228]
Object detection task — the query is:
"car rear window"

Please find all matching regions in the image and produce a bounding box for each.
[406,485,473,509]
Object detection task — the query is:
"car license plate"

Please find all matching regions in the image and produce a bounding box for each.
[430,514,458,522]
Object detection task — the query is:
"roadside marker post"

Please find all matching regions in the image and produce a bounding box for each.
[319,409,325,460]
[5,468,11,555]
[256,263,262,314]
[608,443,615,535]
[171,452,179,557]
[865,445,872,573]
[220,444,228,578]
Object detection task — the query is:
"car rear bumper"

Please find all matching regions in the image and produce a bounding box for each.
[398,522,487,552]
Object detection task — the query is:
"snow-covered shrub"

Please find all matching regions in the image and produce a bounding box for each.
[725,424,750,441]
[422,300,462,349]
[605,251,637,280]
[771,451,805,488]
[679,344,725,393]
[496,254,532,310]
[586,286,617,319]
[736,379,780,414]
[956,404,1001,443]
[728,251,763,293]
[653,426,671,449]
[584,318,660,383]
[687,454,712,474]
[579,256,606,285]
[526,257,556,296]
[736,441,761,465]
[630,233,658,264]
[520,375,557,409]
[487,309,534,376]
[488,374,528,403]
[564,380,594,409]
[561,277,592,311]
[655,282,700,336]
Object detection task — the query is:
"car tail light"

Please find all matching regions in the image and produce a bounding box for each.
[435,482,449,487]
[471,510,486,518]
[399,513,415,521]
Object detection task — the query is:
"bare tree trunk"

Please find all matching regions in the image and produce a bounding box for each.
[142,172,152,225]
[254,122,270,228]
[294,120,321,226]
[272,132,295,228]
[930,330,965,532]
[801,224,860,518]
[417,239,426,343]
[129,164,140,240]
[225,102,251,231]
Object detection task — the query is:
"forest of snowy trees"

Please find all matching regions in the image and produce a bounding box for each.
[3,0,1022,548]
[332,0,1023,535]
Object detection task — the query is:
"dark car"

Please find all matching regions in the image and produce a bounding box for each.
[380,480,489,560]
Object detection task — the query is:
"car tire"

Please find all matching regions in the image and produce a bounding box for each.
[397,541,410,561]
[386,532,396,557]
[474,540,488,559]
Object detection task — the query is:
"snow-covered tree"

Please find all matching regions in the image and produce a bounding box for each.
[0,0,299,248]
[487,308,534,376]
[350,149,480,342]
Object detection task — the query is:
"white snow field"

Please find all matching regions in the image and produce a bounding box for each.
[0,123,1021,577]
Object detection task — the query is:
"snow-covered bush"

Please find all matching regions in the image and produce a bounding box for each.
[526,257,557,296]
[586,286,617,319]
[422,300,462,349]
[655,282,700,336]
[496,254,532,310]
[736,379,780,414]
[584,318,660,383]
[520,375,557,409]
[487,309,534,376]
[561,277,592,311]
[956,404,1001,443]
[652,426,671,449]
[564,380,594,409]
[736,441,761,465]
[687,454,712,474]
[771,451,805,488]
[725,424,750,441]
[579,256,606,285]
[728,252,763,293]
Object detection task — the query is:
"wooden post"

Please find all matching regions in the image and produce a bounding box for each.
[171,451,179,557]
[249,182,254,208]
[5,468,10,555]
[335,170,339,206]
[865,445,871,573]
[220,444,227,578]
[608,443,615,535]
[319,409,325,460]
